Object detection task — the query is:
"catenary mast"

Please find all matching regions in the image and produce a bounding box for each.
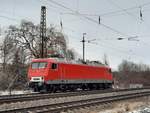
[40,6,47,58]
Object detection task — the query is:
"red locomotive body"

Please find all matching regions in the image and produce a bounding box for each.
[28,58,113,92]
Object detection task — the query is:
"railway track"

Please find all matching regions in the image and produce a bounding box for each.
[0,89,115,104]
[0,88,148,104]
[0,88,150,113]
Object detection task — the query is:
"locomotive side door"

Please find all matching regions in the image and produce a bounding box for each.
[50,63,59,80]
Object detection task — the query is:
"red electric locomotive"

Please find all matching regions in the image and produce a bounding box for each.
[28,58,113,92]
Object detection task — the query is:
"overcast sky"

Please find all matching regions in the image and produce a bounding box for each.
[0,0,150,70]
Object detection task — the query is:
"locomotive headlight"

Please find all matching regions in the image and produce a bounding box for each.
[31,76,44,82]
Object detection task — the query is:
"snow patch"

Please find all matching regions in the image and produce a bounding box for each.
[128,107,150,113]
[0,90,32,95]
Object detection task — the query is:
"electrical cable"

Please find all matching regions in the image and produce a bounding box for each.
[60,1,150,17]
[46,0,129,37]
[106,0,137,19]
[0,15,19,22]
[0,0,148,62]
[106,0,150,33]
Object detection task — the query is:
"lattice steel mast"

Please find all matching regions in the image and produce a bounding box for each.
[40,6,47,58]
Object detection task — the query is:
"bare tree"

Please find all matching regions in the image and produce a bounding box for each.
[0,33,16,71]
[0,20,76,90]
[6,20,68,59]
[66,49,76,60]
[118,60,150,72]
[115,60,150,88]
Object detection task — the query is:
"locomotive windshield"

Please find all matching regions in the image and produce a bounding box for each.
[31,62,47,69]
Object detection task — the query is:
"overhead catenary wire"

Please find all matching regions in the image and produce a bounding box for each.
[68,33,140,55]
[106,0,150,32]
[106,0,138,20]
[0,15,19,22]
[60,27,150,59]
[1,0,150,38]
[39,0,150,40]
[0,11,142,59]
[0,0,149,62]
[60,1,150,17]
[85,42,145,64]
[60,28,148,64]
[0,2,145,44]
[63,23,150,52]
[67,29,149,58]
[46,0,129,37]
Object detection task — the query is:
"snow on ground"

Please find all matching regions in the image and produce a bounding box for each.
[128,107,150,113]
[0,90,33,95]
[98,101,146,113]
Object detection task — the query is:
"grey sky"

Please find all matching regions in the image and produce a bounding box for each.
[0,0,150,70]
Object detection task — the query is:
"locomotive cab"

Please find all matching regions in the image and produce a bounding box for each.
[28,58,60,92]
[28,61,49,91]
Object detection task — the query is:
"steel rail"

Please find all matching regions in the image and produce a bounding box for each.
[0,88,148,104]
[1,90,150,113]
[0,88,149,104]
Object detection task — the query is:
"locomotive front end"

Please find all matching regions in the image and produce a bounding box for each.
[28,61,48,92]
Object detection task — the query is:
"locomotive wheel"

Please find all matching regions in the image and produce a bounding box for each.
[43,84,48,92]
[34,86,40,92]
[52,86,57,93]
[82,84,88,90]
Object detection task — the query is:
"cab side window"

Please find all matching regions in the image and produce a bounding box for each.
[51,63,57,69]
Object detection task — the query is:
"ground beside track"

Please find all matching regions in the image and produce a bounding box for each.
[61,96,150,113]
